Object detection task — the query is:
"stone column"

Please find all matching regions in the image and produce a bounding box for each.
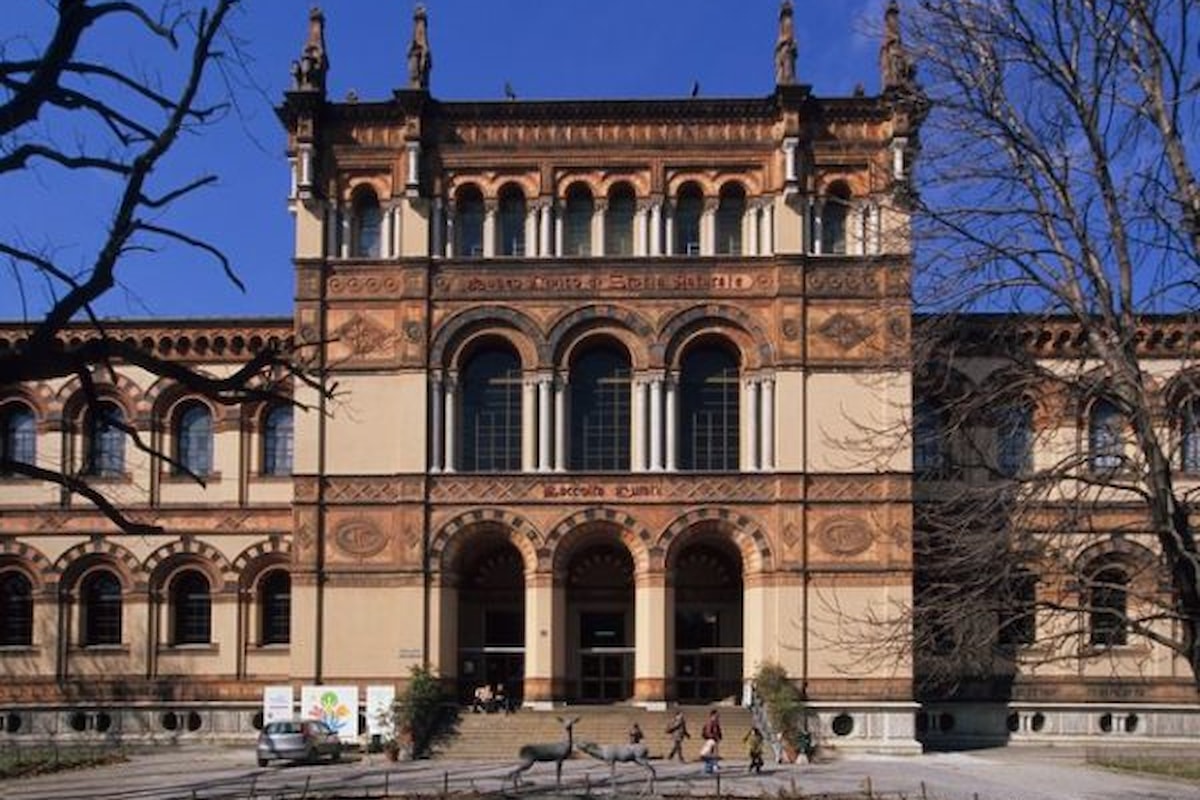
[482,200,497,258]
[592,199,607,257]
[783,136,799,183]
[431,197,444,259]
[742,377,759,471]
[649,200,663,256]
[747,202,761,256]
[811,199,824,255]
[554,202,565,257]
[664,376,678,471]
[664,203,675,256]
[633,200,649,257]
[524,204,538,257]
[339,208,351,258]
[632,377,648,472]
[553,375,567,471]
[760,375,775,471]
[760,201,774,256]
[443,373,458,472]
[405,141,421,190]
[445,204,457,258]
[539,200,553,258]
[429,374,444,472]
[701,198,718,256]
[324,206,338,258]
[522,376,537,472]
[649,375,664,471]
[537,375,553,472]
[523,573,558,708]
[634,572,669,709]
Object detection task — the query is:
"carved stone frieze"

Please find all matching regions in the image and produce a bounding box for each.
[813,515,874,557]
[335,313,393,357]
[806,266,879,297]
[293,476,425,505]
[429,474,777,504]
[332,516,388,558]
[817,312,875,351]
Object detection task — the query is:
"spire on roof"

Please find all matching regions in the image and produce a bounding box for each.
[290,6,329,94]
[774,0,798,85]
[408,5,432,90]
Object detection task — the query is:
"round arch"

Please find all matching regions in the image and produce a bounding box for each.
[660,305,773,370]
[54,540,142,591]
[548,305,654,370]
[431,508,543,577]
[144,538,235,593]
[545,509,653,579]
[430,307,548,369]
[658,507,773,575]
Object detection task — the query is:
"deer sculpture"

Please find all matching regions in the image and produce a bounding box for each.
[504,716,580,790]
[577,741,656,794]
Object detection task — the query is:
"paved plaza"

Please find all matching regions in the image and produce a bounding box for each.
[0,744,1198,800]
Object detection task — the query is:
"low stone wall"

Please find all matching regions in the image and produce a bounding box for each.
[918,702,1200,748]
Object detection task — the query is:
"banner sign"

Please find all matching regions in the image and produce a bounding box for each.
[301,685,359,742]
[262,685,294,725]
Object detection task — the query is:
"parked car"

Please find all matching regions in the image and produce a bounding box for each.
[257,719,342,766]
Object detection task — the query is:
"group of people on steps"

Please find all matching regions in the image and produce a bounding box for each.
[625,709,765,774]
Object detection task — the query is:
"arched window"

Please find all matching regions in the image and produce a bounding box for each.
[564,183,594,256]
[1088,398,1123,471]
[0,403,36,474]
[262,406,294,476]
[175,401,213,476]
[498,185,527,257]
[351,188,382,258]
[715,183,746,255]
[1089,565,1128,647]
[1181,397,1200,473]
[913,400,946,477]
[674,183,703,256]
[0,571,33,646]
[570,345,631,471]
[455,185,485,257]
[605,183,636,256]
[82,570,122,646]
[462,346,522,472]
[995,400,1033,478]
[84,401,125,477]
[821,182,851,255]
[171,569,211,645]
[680,345,740,471]
[259,569,290,645]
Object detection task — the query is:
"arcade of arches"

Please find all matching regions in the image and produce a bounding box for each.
[437,522,747,706]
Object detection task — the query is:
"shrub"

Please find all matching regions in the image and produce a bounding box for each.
[752,662,810,752]
[390,665,451,758]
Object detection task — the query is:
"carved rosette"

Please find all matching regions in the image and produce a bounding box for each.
[818,313,875,351]
[333,516,388,559]
[814,515,874,557]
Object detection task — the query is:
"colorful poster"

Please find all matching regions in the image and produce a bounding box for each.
[301,685,359,742]
[365,685,396,737]
[263,685,294,724]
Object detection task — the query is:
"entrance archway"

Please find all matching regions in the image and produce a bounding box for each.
[672,537,743,703]
[456,536,525,706]
[565,539,635,702]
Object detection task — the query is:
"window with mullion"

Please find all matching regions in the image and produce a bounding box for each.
[680,347,739,471]
[176,402,213,476]
[462,349,522,472]
[1088,398,1124,472]
[570,348,631,471]
[263,406,294,476]
[995,401,1033,478]
[171,570,211,645]
[605,186,635,256]
[0,572,32,646]
[1089,566,1128,647]
[1182,398,1200,473]
[82,571,122,646]
[564,186,594,256]
[260,570,290,645]
[85,402,125,477]
[1,404,36,473]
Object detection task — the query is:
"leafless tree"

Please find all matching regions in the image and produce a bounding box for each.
[892,0,1200,694]
[0,0,312,534]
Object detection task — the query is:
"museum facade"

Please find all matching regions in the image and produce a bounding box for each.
[0,3,1197,749]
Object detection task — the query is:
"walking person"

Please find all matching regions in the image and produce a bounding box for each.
[701,709,723,774]
[628,721,644,745]
[744,726,765,773]
[665,710,690,762]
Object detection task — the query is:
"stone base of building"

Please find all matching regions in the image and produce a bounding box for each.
[918,702,1200,748]
[806,701,922,755]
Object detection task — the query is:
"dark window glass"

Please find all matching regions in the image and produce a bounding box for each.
[176,402,213,476]
[605,185,635,256]
[85,402,125,477]
[456,187,484,257]
[0,572,33,646]
[570,347,631,471]
[715,184,745,255]
[82,571,122,646]
[564,184,594,256]
[263,406,294,476]
[1090,566,1128,647]
[484,610,523,647]
[998,571,1036,646]
[260,570,290,645]
[0,404,36,473]
[172,570,211,645]
[680,347,739,471]
[498,187,526,256]
[674,184,702,256]
[352,191,382,258]
[821,184,851,254]
[462,348,522,472]
[1182,398,1200,473]
[913,401,946,477]
[1089,399,1123,471]
[996,401,1033,478]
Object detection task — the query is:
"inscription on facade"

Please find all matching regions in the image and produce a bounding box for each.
[435,270,772,297]
[542,483,664,500]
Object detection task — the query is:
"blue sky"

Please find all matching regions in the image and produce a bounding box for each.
[2,1,889,321]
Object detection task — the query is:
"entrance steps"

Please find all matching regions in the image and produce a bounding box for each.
[435,705,754,761]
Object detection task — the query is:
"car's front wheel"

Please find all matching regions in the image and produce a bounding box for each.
[257,757,268,767]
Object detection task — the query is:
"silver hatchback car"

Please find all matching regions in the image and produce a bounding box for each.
[257,719,342,766]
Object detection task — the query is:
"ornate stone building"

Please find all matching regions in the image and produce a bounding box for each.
[0,2,1196,749]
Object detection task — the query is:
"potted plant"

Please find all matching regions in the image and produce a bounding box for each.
[386,665,449,760]
[752,662,814,762]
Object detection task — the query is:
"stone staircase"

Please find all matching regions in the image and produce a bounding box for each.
[433,705,754,761]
